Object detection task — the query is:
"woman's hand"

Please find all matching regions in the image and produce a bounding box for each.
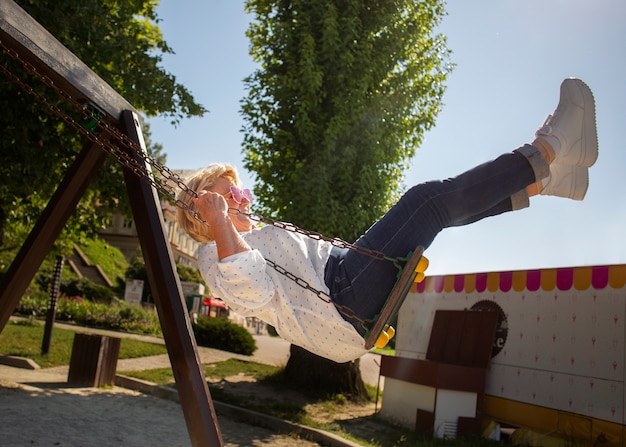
[194,190,230,227]
[193,190,251,259]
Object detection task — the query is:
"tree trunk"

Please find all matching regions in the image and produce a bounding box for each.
[283,345,368,401]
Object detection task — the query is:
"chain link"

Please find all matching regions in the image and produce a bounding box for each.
[264,258,371,327]
[0,38,404,327]
[234,211,394,262]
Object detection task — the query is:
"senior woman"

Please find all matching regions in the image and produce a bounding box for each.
[177,78,597,363]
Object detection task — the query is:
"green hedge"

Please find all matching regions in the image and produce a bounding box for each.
[60,277,116,303]
[192,316,257,356]
[15,294,162,336]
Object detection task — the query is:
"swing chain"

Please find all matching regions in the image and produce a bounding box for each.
[265,258,371,327]
[230,209,393,262]
[0,38,396,327]
[1,37,394,265]
[265,259,331,303]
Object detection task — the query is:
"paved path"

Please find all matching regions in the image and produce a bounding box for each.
[0,366,325,447]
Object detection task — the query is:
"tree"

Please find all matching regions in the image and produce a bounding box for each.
[0,0,206,253]
[241,0,451,399]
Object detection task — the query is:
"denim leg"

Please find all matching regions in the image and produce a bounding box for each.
[327,145,548,332]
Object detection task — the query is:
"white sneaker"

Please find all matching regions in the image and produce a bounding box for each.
[535,78,598,167]
[540,164,589,200]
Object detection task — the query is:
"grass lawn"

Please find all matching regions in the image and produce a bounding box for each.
[0,319,167,368]
[119,358,281,387]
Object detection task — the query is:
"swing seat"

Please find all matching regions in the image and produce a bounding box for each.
[367,246,428,350]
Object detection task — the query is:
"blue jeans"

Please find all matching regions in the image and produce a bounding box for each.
[324,144,549,335]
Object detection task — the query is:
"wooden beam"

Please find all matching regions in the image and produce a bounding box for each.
[0,0,140,123]
[121,111,223,447]
[0,142,108,332]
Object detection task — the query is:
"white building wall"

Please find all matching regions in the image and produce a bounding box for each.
[390,265,626,426]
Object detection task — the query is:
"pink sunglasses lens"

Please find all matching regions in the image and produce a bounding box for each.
[229,186,252,204]
[242,188,252,203]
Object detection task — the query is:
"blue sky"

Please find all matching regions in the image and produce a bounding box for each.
[149,0,626,275]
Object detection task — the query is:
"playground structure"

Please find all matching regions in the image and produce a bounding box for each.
[380,264,626,446]
[0,2,223,445]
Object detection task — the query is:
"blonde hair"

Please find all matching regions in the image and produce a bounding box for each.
[176,163,242,242]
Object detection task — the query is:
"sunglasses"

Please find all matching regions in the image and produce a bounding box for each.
[229,186,253,204]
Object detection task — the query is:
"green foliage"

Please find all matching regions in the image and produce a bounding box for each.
[192,316,257,356]
[57,297,162,335]
[76,238,129,288]
[125,256,149,287]
[120,366,177,386]
[14,294,162,336]
[0,0,205,251]
[14,0,206,122]
[242,0,452,241]
[240,1,451,398]
[12,292,49,316]
[0,249,69,306]
[176,262,207,285]
[266,324,279,337]
[59,278,116,304]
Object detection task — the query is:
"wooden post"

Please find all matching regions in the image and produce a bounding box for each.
[121,110,223,447]
[67,334,121,387]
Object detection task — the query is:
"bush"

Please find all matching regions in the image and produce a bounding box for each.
[116,303,161,334]
[60,277,115,304]
[56,297,162,335]
[13,294,162,336]
[14,289,48,316]
[192,317,257,356]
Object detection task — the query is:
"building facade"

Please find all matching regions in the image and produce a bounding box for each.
[98,169,201,268]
